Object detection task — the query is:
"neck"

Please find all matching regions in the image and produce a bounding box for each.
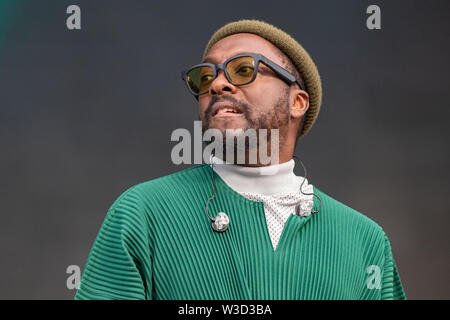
[210,156,304,195]
[213,148,293,167]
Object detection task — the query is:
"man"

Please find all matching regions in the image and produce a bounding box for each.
[75,20,406,300]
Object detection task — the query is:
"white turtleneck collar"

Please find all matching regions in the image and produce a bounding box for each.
[210,156,307,196]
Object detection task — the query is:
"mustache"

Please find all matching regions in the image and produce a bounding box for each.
[204,95,250,120]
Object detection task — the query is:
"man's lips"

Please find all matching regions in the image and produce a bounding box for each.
[211,102,244,118]
[214,110,243,118]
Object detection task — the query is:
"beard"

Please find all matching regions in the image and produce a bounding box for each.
[200,88,290,162]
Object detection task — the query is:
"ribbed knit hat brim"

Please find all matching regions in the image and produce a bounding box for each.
[202,19,322,139]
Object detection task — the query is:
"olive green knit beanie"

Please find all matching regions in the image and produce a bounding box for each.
[202,19,322,139]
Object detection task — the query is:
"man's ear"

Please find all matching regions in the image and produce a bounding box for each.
[290,89,309,119]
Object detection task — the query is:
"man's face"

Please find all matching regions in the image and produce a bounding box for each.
[199,33,292,142]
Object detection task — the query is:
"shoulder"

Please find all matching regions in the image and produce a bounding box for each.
[312,184,387,243]
[132,164,210,197]
[107,164,210,214]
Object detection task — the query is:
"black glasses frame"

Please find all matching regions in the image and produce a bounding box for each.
[181,53,305,98]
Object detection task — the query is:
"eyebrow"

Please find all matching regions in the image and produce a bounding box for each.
[202,52,255,64]
[202,56,216,64]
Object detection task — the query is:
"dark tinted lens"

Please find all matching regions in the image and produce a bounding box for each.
[226,56,256,85]
[186,66,214,94]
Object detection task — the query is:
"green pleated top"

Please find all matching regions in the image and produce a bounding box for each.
[75,164,406,300]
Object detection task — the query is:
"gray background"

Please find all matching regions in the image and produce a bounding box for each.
[0,0,448,299]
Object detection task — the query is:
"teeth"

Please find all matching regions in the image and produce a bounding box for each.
[216,108,239,115]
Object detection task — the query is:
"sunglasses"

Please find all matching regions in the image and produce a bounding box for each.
[181,53,305,98]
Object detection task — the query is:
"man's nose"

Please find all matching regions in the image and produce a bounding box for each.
[209,70,237,95]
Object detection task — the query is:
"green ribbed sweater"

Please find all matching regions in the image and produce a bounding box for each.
[75,164,406,300]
